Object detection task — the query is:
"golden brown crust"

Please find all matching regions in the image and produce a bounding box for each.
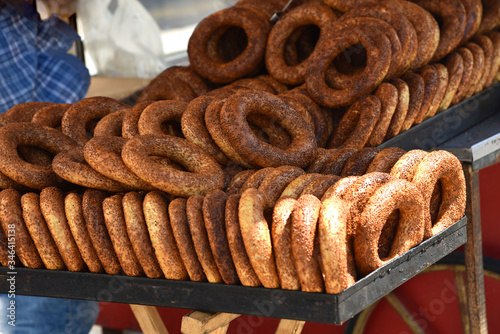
[0,189,43,268]
[412,151,466,239]
[367,83,399,147]
[122,134,226,197]
[321,176,360,202]
[382,0,439,70]
[239,188,280,288]
[82,189,122,274]
[257,166,305,208]
[225,194,261,287]
[0,122,77,190]
[122,192,163,278]
[425,63,449,119]
[400,72,425,132]
[321,147,356,175]
[328,96,381,149]
[53,147,130,192]
[319,195,356,293]
[412,0,466,62]
[225,169,256,195]
[439,52,464,112]
[202,190,239,284]
[138,100,188,137]
[3,102,54,123]
[280,173,324,199]
[385,78,410,140]
[21,192,65,270]
[93,109,128,137]
[414,65,439,125]
[103,194,144,277]
[182,95,229,165]
[143,191,188,280]
[221,90,317,168]
[485,31,500,88]
[463,42,485,99]
[390,149,429,181]
[366,147,407,174]
[477,0,500,34]
[306,20,391,108]
[188,6,271,83]
[292,194,323,292]
[340,147,380,177]
[64,192,103,273]
[40,187,84,271]
[471,35,494,93]
[306,148,338,173]
[122,101,153,139]
[31,103,70,129]
[265,3,338,85]
[185,195,220,283]
[452,47,475,104]
[300,174,341,199]
[61,96,129,146]
[355,179,425,276]
[458,0,483,43]
[272,196,300,290]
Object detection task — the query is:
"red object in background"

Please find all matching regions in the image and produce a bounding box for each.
[96,162,500,333]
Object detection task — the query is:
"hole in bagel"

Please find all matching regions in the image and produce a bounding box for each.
[332,42,367,76]
[208,25,248,63]
[160,120,184,138]
[85,118,100,138]
[247,114,291,150]
[284,24,321,66]
[430,180,443,225]
[378,209,399,260]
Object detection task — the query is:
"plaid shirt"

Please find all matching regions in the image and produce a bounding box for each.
[0,1,90,113]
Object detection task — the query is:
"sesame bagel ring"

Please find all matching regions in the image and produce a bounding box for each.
[31,103,70,129]
[321,148,356,175]
[0,189,43,268]
[366,147,407,174]
[84,136,156,191]
[439,52,464,112]
[143,191,188,280]
[82,189,122,275]
[61,96,129,146]
[318,195,356,294]
[93,109,128,137]
[21,192,65,270]
[53,147,130,192]
[280,173,324,199]
[182,95,229,165]
[412,151,466,239]
[122,101,154,139]
[340,147,380,177]
[412,0,466,62]
[64,192,103,273]
[385,78,410,139]
[202,190,239,285]
[188,6,270,83]
[341,3,417,77]
[329,94,381,149]
[185,195,221,283]
[306,21,391,108]
[39,187,85,272]
[225,194,261,287]
[220,90,317,168]
[355,178,425,276]
[0,122,78,190]
[272,196,301,290]
[239,188,280,288]
[367,83,399,147]
[257,166,305,208]
[265,3,338,85]
[138,100,187,137]
[122,192,163,278]
[381,0,439,71]
[292,194,324,292]
[122,134,226,197]
[102,194,144,277]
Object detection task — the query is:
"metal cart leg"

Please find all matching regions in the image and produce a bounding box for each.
[130,304,169,334]
[181,311,240,334]
[463,163,488,333]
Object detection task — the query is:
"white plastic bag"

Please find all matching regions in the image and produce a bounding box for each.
[77,0,166,78]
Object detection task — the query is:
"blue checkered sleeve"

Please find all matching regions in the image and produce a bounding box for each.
[0,1,89,113]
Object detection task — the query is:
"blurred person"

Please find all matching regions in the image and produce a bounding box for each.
[0,1,98,333]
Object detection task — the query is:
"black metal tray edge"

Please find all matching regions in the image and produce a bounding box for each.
[378,83,500,151]
[0,217,466,325]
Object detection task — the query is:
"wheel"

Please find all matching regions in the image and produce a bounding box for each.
[344,252,500,333]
